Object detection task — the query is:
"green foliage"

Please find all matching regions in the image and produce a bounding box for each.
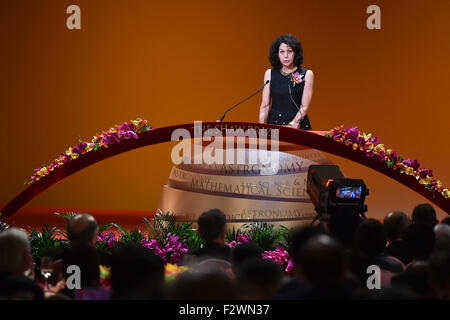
[112,223,147,247]
[242,223,292,251]
[144,209,203,249]
[28,224,68,262]
[225,226,244,243]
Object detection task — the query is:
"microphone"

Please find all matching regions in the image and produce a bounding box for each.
[218,80,270,122]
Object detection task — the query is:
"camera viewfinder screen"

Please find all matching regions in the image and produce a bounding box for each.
[336,186,362,199]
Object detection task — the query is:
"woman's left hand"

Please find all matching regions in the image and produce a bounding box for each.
[288,120,300,129]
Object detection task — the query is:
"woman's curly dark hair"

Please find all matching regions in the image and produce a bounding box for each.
[268,34,303,69]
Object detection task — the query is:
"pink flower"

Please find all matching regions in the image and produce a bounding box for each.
[285,259,294,274]
[97,232,116,248]
[141,233,189,264]
[291,72,303,85]
[228,233,250,248]
[119,122,135,132]
[118,130,139,140]
[102,132,120,146]
[262,246,290,266]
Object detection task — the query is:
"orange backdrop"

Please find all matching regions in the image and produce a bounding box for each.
[1,0,449,228]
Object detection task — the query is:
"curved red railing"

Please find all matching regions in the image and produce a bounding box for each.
[1,122,448,218]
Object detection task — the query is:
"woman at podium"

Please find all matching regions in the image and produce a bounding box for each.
[259,34,314,130]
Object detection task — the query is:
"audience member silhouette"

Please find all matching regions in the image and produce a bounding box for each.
[60,244,108,300]
[230,242,263,274]
[234,258,283,299]
[433,223,450,252]
[383,211,411,265]
[412,203,438,228]
[354,219,404,274]
[184,209,231,264]
[110,244,165,299]
[391,261,435,299]
[171,270,236,300]
[273,226,323,299]
[298,234,352,299]
[403,222,436,263]
[428,250,450,299]
[0,228,44,300]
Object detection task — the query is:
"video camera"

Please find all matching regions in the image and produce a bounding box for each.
[307,165,368,217]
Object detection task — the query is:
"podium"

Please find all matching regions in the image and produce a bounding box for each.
[158,136,334,230]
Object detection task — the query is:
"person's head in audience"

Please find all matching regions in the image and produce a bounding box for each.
[110,244,165,299]
[354,219,386,258]
[383,211,410,243]
[63,244,100,288]
[197,209,227,246]
[0,228,31,276]
[403,222,436,262]
[235,258,283,299]
[441,217,450,226]
[172,270,236,300]
[391,261,435,299]
[66,213,99,246]
[412,203,438,228]
[433,223,450,252]
[288,226,323,279]
[428,250,450,299]
[231,242,262,274]
[299,234,346,288]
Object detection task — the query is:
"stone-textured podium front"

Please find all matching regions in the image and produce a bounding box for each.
[159,138,334,229]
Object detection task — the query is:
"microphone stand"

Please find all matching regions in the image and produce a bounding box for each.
[218,80,270,122]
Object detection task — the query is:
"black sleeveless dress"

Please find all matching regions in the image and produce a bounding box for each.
[267,66,312,130]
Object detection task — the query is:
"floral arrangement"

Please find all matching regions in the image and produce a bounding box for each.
[290,71,303,87]
[325,126,449,199]
[262,246,293,274]
[26,118,152,184]
[97,232,117,248]
[228,233,250,248]
[141,233,189,264]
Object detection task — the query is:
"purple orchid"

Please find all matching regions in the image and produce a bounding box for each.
[72,142,87,154]
[97,232,116,248]
[119,122,135,132]
[102,132,120,146]
[419,168,433,179]
[402,159,420,171]
[118,130,139,140]
[345,126,359,143]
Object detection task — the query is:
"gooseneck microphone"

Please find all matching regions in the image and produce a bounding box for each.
[218,80,270,122]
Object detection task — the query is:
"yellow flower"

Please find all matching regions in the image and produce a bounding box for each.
[365,143,374,151]
[362,132,372,141]
[71,153,79,159]
[352,143,358,150]
[85,143,93,152]
[405,167,415,175]
[442,189,449,198]
[373,144,385,155]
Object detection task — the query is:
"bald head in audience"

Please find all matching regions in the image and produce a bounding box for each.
[383,211,410,243]
[66,213,99,246]
[0,228,31,275]
[434,223,450,252]
[300,234,346,287]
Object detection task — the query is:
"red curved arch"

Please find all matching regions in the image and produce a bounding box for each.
[1,122,448,218]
